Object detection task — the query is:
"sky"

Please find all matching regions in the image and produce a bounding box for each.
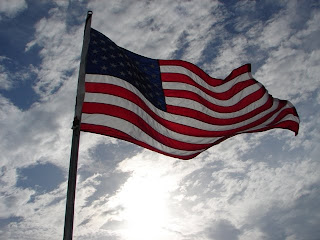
[0,0,319,239]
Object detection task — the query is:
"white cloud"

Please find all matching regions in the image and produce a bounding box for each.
[25,8,84,99]
[71,134,288,239]
[0,66,12,90]
[209,36,250,77]
[258,15,291,49]
[283,109,320,152]
[0,56,32,91]
[88,0,225,63]
[0,0,27,19]
[254,8,320,102]
[1,182,67,240]
[1,1,320,239]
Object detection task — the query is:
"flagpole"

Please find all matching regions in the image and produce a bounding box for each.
[63,11,92,240]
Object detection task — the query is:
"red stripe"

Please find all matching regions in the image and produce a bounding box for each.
[81,120,299,162]
[83,58,299,158]
[246,120,299,136]
[164,87,267,113]
[161,73,256,100]
[159,60,251,85]
[85,83,215,137]
[267,105,299,128]
[166,95,274,125]
[84,82,293,137]
[80,123,199,160]
[224,64,251,81]
[82,102,211,151]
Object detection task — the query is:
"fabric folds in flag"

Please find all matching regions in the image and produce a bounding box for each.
[80,28,300,160]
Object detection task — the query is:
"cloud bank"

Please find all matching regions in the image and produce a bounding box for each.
[0,1,319,239]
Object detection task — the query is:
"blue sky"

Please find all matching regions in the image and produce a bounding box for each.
[0,0,319,239]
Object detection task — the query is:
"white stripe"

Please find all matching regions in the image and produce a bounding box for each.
[81,113,204,156]
[84,91,281,133]
[160,65,252,93]
[84,74,298,132]
[86,74,266,119]
[163,82,262,107]
[84,74,295,132]
[84,92,220,145]
[241,103,299,133]
[248,115,300,133]
[86,74,267,119]
[82,111,298,157]
[165,92,269,119]
[84,75,298,155]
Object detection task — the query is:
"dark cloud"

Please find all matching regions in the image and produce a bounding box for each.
[206,219,241,240]
[80,171,130,208]
[252,184,320,240]
[85,141,143,171]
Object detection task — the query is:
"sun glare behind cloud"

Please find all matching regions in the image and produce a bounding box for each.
[117,173,172,240]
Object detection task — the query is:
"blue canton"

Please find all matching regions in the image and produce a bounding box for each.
[86,29,166,111]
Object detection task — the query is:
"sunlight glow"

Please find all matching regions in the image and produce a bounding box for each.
[119,174,171,240]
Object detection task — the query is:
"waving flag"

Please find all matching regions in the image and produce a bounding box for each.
[80,28,299,160]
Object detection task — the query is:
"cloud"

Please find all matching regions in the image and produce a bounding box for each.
[69,135,271,238]
[88,0,225,63]
[1,1,320,239]
[0,0,27,19]
[243,184,320,240]
[0,64,12,90]
[0,56,33,91]
[25,15,83,99]
[0,182,67,240]
[254,6,320,102]
[0,8,93,231]
[205,219,241,240]
[258,14,292,49]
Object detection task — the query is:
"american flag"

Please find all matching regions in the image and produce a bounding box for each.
[80,28,300,160]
